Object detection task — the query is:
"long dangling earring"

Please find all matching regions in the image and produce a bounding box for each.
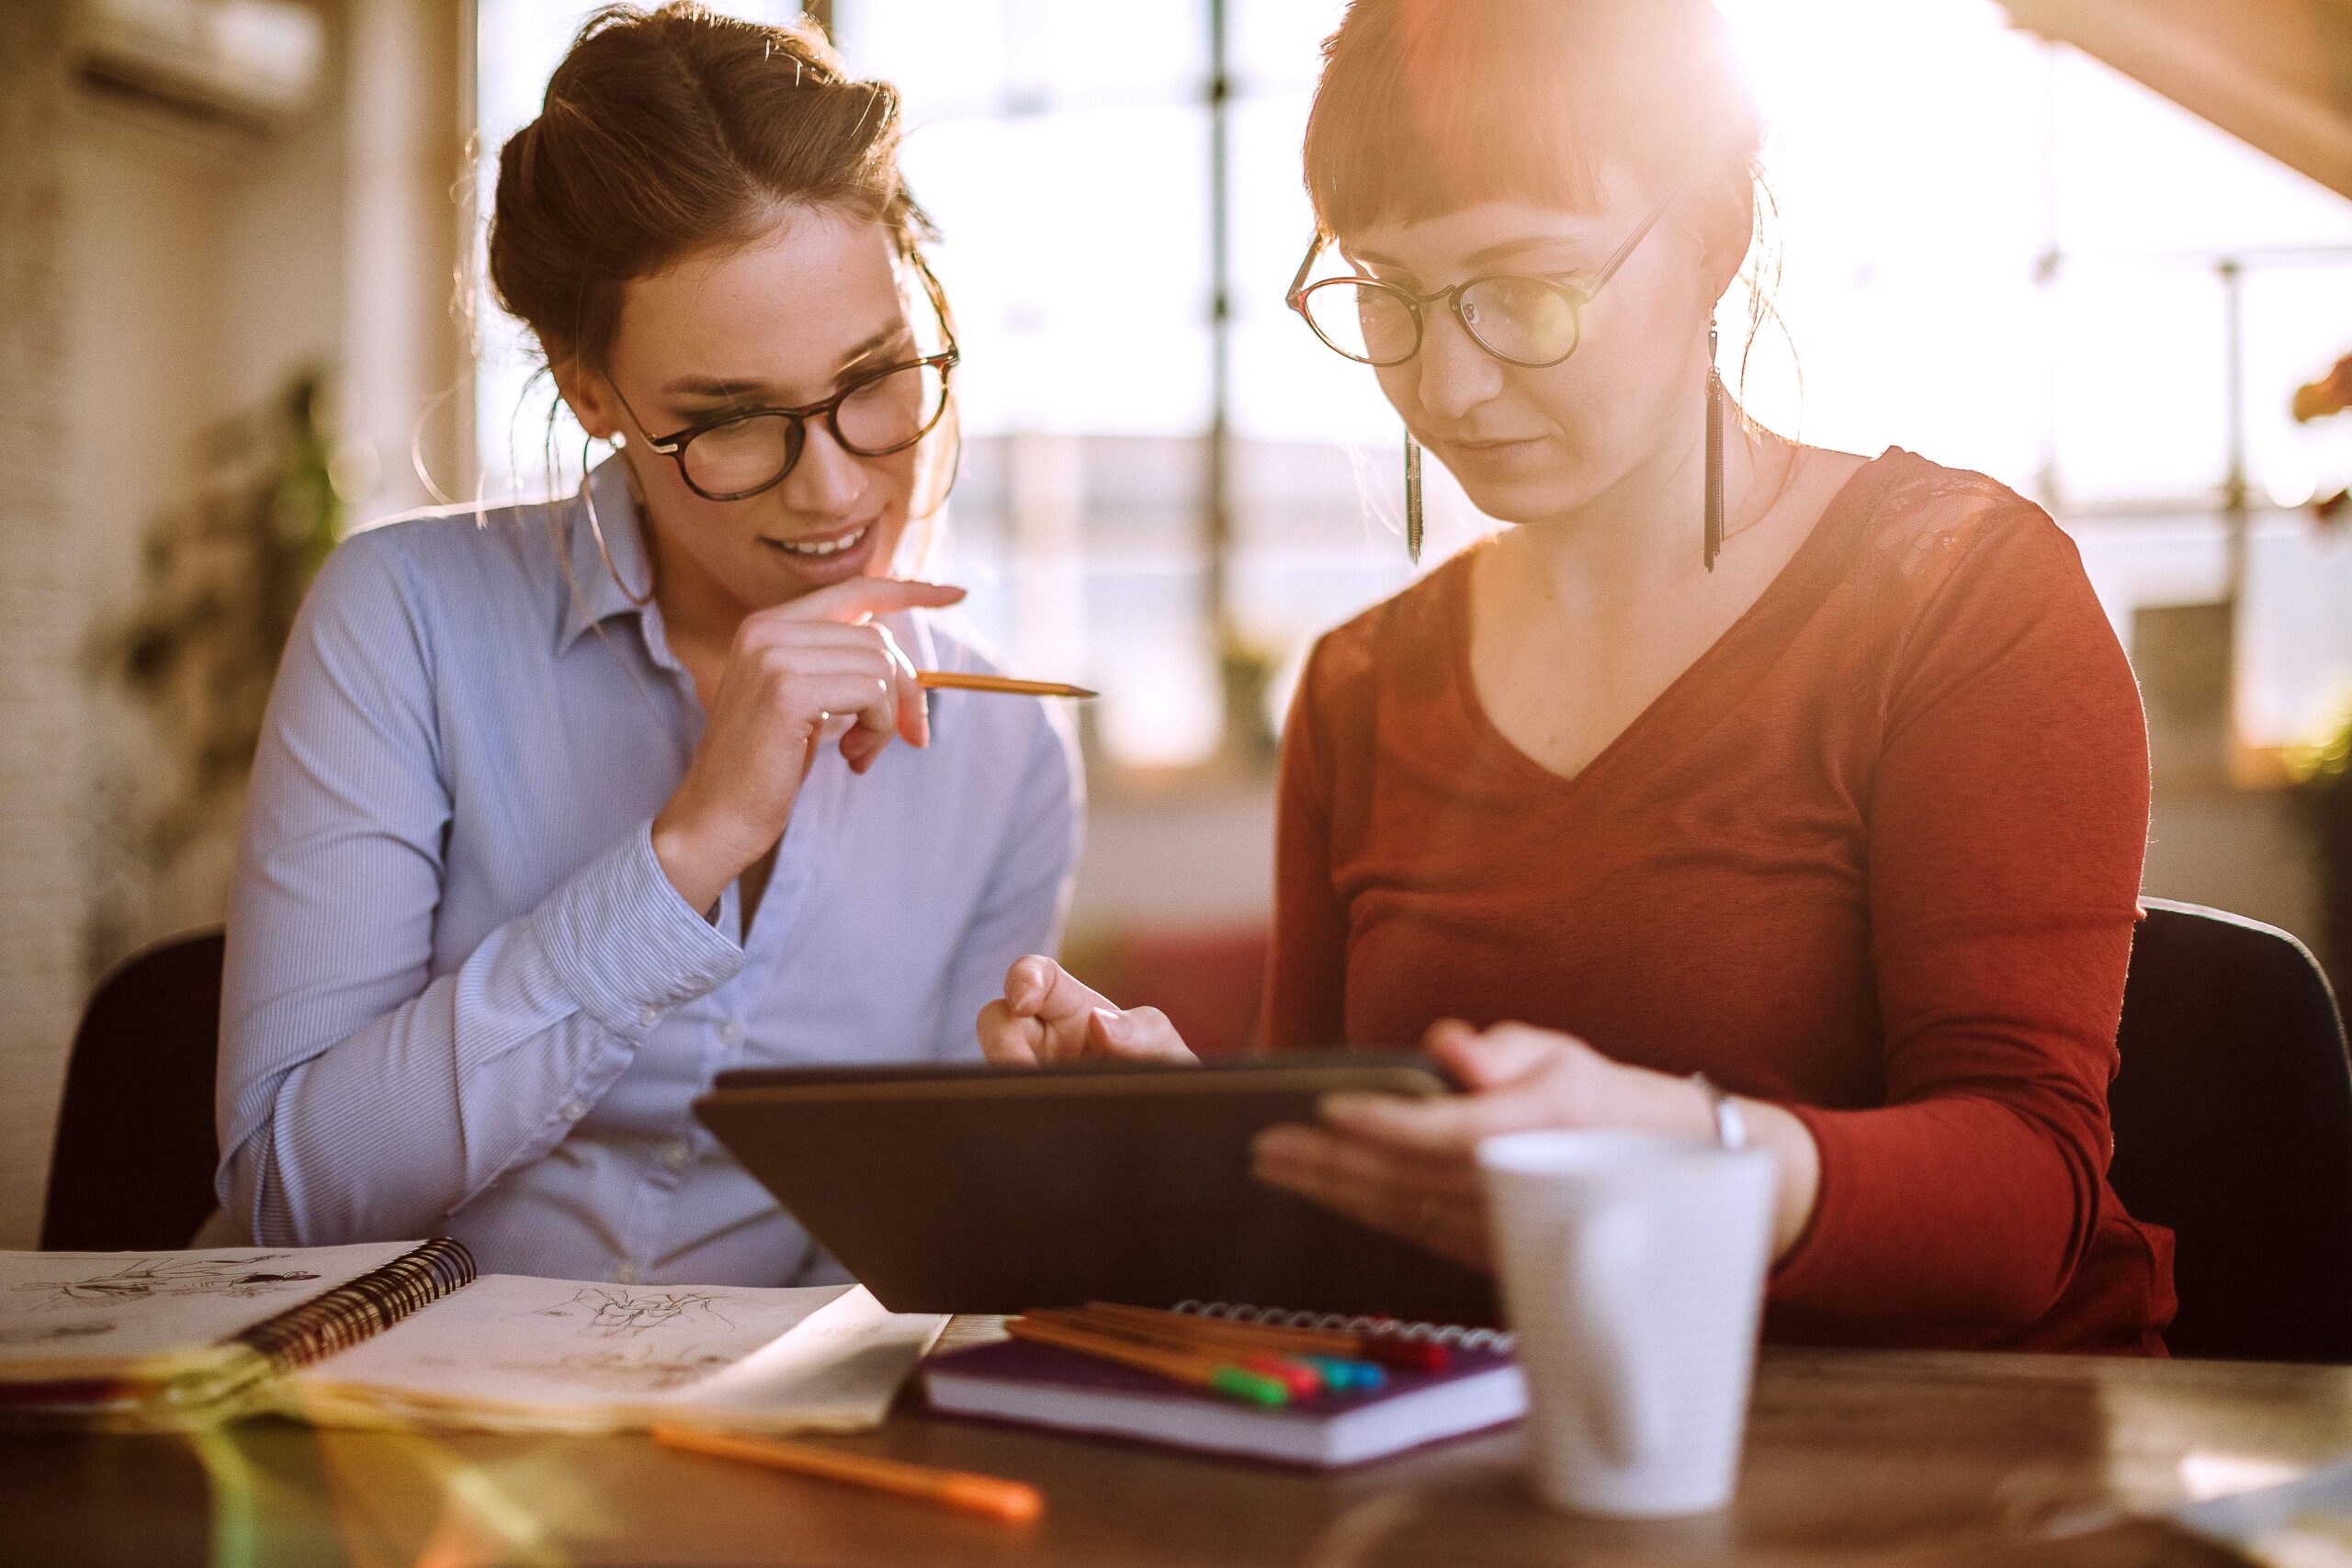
[1704,316,1725,572]
[1404,428,1424,565]
[582,432,654,608]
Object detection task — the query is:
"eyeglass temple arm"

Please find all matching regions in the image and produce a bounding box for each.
[1286,233,1325,308]
[1588,170,1700,294]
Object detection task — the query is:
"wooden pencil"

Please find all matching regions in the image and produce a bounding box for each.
[1005,1315,1291,1405]
[917,671,1097,699]
[651,1425,1044,1524]
[1079,1301,1448,1371]
[1027,1311,1327,1395]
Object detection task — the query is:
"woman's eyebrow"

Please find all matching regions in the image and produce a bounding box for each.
[659,322,914,400]
[831,321,913,377]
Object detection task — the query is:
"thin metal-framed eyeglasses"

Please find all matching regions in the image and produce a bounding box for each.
[1284,174,1691,369]
[611,257,960,502]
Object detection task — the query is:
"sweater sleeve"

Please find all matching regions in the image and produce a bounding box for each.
[1263,632,1354,1053]
[1768,504,2150,1332]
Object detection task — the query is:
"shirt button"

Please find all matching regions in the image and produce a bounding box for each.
[638,1004,662,1027]
[560,1100,586,1121]
[717,1020,743,1045]
[662,1139,692,1170]
[611,1262,639,1285]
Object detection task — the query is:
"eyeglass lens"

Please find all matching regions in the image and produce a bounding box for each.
[678,359,950,499]
[1304,276,1585,368]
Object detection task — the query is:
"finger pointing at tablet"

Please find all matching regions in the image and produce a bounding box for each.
[978,956,1197,1066]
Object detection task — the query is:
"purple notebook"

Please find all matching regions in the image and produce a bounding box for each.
[922,1337,1525,1468]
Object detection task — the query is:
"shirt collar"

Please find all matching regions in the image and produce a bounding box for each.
[555,457,658,655]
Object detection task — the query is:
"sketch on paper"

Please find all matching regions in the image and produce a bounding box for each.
[10,1256,324,1313]
[500,1343,739,1393]
[512,1286,741,1340]
[0,1318,119,1348]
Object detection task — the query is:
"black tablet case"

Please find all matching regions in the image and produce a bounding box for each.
[695,1056,1500,1325]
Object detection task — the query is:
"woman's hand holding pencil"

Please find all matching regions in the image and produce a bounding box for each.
[649,575,1091,914]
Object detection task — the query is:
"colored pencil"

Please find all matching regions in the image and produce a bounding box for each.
[1026,1310,1327,1396]
[1041,1308,1367,1394]
[1080,1301,1449,1372]
[917,671,1097,700]
[1005,1315,1291,1405]
[650,1425,1044,1525]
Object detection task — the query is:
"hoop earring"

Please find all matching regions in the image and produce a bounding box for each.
[1704,316,1725,572]
[582,434,654,608]
[1404,427,1424,565]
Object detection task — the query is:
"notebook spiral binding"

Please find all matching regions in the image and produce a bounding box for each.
[1171,1300,1515,1355]
[234,1237,479,1375]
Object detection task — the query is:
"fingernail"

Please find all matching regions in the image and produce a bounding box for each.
[1320,1092,1379,1122]
[1091,1007,1125,1042]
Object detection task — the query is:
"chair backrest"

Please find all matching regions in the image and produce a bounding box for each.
[40,928,226,1251]
[2108,899,2352,1362]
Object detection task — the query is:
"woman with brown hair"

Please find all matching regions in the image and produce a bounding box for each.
[216,5,1080,1284]
[982,0,2175,1353]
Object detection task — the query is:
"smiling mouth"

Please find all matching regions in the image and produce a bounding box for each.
[763,525,870,558]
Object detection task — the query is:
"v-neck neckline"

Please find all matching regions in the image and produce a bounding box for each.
[1442,447,1910,800]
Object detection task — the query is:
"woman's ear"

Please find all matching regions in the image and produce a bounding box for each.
[1695,169,1757,310]
[550,353,620,442]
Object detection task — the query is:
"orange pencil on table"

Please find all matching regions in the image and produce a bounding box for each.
[650,1425,1044,1525]
[917,671,1097,700]
[1005,1315,1292,1406]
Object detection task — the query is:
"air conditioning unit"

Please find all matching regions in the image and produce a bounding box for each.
[72,0,326,129]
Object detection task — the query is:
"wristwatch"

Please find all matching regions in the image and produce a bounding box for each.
[1689,1072,1748,1150]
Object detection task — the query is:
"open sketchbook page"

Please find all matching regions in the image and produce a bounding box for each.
[285,1275,946,1435]
[0,1244,421,1380]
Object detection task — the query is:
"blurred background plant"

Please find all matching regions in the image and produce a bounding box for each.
[89,368,343,880]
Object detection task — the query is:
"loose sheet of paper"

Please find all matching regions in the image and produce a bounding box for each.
[0,1243,419,1376]
[288,1274,945,1434]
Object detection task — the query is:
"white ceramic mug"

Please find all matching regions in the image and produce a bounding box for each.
[1477,1127,1777,1518]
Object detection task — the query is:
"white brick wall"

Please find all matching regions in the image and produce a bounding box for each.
[0,1,85,1247]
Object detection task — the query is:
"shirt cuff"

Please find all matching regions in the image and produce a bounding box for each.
[532,820,745,1038]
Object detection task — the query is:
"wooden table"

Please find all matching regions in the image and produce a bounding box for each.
[3,1319,2339,1567]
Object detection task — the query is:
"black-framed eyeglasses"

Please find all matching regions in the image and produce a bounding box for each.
[611,255,960,502]
[1284,175,1691,369]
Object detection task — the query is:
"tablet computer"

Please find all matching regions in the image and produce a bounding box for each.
[694,1055,1499,1325]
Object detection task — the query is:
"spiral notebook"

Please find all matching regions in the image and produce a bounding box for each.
[0,1242,943,1434]
[923,1303,1525,1468]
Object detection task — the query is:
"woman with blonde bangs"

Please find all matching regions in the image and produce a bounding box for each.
[216,5,1080,1286]
[982,0,2176,1354]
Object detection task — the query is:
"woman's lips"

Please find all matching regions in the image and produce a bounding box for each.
[757,519,884,586]
[1439,434,1550,479]
[763,523,871,558]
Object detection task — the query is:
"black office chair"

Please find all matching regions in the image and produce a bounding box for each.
[40,928,225,1251]
[2108,899,2352,1362]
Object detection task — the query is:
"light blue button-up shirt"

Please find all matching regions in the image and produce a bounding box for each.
[216,462,1081,1284]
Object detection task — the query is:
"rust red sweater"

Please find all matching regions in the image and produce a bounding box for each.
[1266,449,2176,1354]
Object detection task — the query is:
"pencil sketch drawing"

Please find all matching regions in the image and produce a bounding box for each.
[11,1256,324,1313]
[0,1318,119,1348]
[503,1343,739,1393]
[512,1287,741,1340]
